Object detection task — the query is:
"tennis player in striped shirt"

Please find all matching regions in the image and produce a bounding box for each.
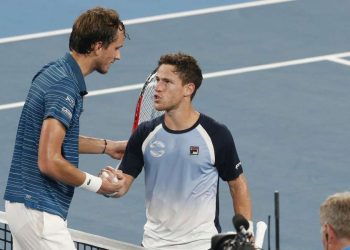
[4,7,128,250]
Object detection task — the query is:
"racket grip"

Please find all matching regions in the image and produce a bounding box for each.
[115,160,121,170]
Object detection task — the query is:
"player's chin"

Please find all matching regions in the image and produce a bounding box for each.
[154,103,165,111]
[96,65,110,74]
[96,69,108,74]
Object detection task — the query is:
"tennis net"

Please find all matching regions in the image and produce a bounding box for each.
[0,211,146,250]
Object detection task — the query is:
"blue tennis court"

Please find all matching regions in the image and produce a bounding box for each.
[1,0,349,249]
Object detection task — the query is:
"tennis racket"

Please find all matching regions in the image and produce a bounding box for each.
[131,68,164,132]
[102,68,164,195]
[116,68,164,167]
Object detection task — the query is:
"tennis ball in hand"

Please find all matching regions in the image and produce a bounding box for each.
[101,171,118,183]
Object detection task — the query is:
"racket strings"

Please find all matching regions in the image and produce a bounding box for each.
[138,75,163,125]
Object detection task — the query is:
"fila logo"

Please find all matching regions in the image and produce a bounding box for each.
[190,146,199,155]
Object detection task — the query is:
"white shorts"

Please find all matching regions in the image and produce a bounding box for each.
[5,201,76,250]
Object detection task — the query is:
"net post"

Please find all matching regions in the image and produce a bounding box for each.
[274,191,280,250]
[267,215,271,250]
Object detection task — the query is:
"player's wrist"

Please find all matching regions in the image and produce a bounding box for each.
[79,172,102,192]
[101,139,107,154]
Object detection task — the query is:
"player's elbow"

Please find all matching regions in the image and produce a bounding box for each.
[38,157,51,175]
[37,153,59,177]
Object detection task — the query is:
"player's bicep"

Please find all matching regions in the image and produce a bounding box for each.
[38,118,66,174]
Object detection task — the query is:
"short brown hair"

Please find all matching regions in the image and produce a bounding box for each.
[158,52,203,99]
[69,7,127,54]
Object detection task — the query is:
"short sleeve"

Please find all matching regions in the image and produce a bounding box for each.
[44,80,78,129]
[200,114,243,181]
[215,127,243,181]
[119,126,145,178]
[119,118,162,178]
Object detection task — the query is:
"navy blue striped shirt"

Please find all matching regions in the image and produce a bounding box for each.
[4,53,87,219]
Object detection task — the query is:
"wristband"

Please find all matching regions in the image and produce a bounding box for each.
[79,172,102,193]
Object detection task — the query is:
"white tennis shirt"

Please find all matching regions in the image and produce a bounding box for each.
[120,114,243,250]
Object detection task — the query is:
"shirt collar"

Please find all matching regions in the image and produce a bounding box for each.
[63,53,88,96]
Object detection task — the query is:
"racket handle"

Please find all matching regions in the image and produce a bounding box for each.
[115,160,121,170]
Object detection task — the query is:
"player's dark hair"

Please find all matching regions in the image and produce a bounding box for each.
[158,52,203,99]
[69,7,127,54]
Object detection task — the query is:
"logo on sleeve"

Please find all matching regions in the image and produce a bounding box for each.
[61,107,72,119]
[235,162,242,170]
[65,95,75,108]
[190,146,199,155]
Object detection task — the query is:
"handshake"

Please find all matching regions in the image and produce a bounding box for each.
[97,166,125,198]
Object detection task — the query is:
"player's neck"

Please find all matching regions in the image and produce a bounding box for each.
[164,108,199,131]
[70,51,94,76]
[326,238,350,250]
[338,238,350,250]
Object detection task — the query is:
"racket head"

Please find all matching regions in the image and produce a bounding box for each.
[132,69,164,132]
[116,69,164,170]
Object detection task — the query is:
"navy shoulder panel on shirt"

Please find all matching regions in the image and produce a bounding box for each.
[119,115,164,178]
[199,114,243,181]
[139,115,164,134]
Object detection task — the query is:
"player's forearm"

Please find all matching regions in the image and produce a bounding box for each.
[38,153,86,186]
[233,192,252,220]
[229,175,253,220]
[39,157,122,195]
[79,136,127,159]
[79,135,107,154]
[38,119,86,186]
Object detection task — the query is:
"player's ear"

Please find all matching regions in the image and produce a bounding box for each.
[325,224,336,244]
[91,41,104,54]
[184,82,195,97]
[325,226,328,243]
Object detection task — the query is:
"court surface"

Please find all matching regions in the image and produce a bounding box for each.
[1,0,349,249]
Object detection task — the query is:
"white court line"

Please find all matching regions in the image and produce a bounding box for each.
[327,57,350,67]
[124,0,295,25]
[0,101,25,110]
[0,29,72,45]
[1,51,350,111]
[0,0,295,44]
[203,51,350,79]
